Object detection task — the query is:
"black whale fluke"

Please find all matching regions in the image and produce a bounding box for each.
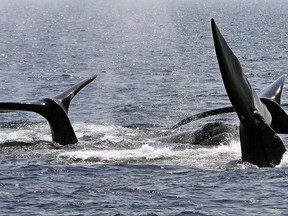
[259,75,288,134]
[211,19,286,167]
[0,75,97,145]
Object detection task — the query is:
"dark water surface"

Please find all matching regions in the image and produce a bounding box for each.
[1,0,288,215]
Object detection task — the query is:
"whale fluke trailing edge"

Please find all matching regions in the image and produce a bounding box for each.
[0,75,97,145]
[171,106,235,130]
[211,19,286,167]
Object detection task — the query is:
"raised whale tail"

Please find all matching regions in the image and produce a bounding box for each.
[0,75,97,145]
[211,19,286,167]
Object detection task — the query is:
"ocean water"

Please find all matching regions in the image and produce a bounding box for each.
[1,0,288,215]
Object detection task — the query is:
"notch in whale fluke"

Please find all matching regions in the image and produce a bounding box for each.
[211,19,286,167]
[0,75,97,145]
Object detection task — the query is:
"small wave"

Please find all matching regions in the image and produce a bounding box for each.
[57,140,242,169]
[0,123,51,144]
[57,144,174,163]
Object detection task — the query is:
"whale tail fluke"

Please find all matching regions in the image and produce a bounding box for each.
[0,75,97,145]
[211,19,286,167]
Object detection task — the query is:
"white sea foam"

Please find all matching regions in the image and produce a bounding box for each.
[0,123,51,143]
[74,123,140,143]
[57,139,242,169]
[2,122,287,169]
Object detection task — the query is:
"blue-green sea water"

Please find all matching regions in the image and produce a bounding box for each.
[1,0,288,215]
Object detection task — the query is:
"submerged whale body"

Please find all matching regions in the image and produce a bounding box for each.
[0,75,97,145]
[211,19,287,167]
[162,122,239,146]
